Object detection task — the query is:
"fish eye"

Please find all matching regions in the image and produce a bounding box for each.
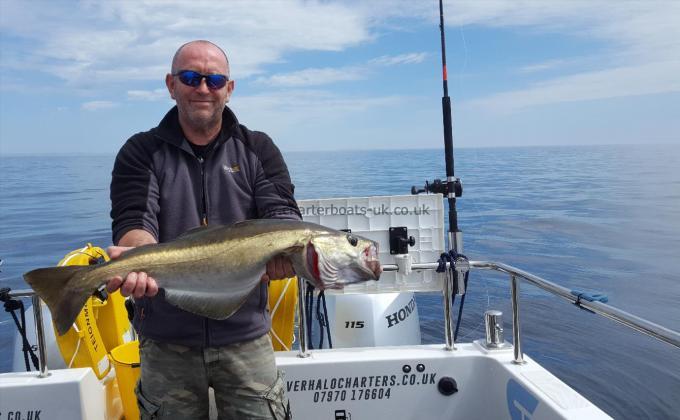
[347,234,358,247]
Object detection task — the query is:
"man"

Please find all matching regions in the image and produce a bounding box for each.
[107,40,299,419]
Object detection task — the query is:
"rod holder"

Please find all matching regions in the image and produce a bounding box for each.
[484,310,504,348]
[510,275,525,364]
[32,295,50,378]
[296,277,310,358]
[443,270,455,351]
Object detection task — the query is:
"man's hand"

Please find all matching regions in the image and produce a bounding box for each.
[261,255,295,283]
[105,245,159,298]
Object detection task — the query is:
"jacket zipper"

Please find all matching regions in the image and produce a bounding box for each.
[197,156,209,226]
[197,155,211,346]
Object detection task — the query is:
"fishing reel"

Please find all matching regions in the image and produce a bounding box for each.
[411,178,462,197]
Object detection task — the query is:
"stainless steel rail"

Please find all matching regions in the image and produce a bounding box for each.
[296,277,310,358]
[6,288,35,298]
[442,270,455,351]
[509,275,524,364]
[382,262,680,362]
[32,295,50,377]
[4,289,49,377]
[8,257,680,368]
[470,261,680,357]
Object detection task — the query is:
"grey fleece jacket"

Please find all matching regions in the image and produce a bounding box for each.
[110,106,301,347]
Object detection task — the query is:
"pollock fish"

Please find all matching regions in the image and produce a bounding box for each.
[23,219,381,335]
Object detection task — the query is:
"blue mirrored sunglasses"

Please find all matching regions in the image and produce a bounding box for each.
[173,70,228,90]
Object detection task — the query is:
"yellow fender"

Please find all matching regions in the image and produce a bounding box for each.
[268,277,298,351]
[54,244,129,379]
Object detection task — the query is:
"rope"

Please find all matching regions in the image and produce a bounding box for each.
[270,278,293,318]
[320,291,332,349]
[270,329,289,351]
[1,288,39,371]
[68,323,82,368]
[303,283,333,350]
[59,246,90,266]
[316,292,325,349]
[305,283,315,350]
[454,271,469,341]
[315,291,332,349]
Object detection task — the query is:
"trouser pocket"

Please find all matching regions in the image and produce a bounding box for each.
[263,371,292,420]
[136,380,163,419]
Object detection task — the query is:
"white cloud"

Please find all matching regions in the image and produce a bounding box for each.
[81,100,117,111]
[234,90,404,115]
[471,60,680,112]
[229,89,408,150]
[518,59,571,74]
[1,0,678,111]
[256,52,426,87]
[369,53,427,66]
[255,67,366,87]
[127,88,169,102]
[0,0,371,85]
[426,0,680,112]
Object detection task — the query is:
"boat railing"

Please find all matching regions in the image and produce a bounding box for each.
[6,260,680,375]
[296,261,680,361]
[4,289,49,378]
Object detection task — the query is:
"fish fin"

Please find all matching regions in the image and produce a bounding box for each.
[164,287,255,320]
[23,265,100,335]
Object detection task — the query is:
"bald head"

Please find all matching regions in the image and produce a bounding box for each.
[165,40,234,144]
[171,40,229,75]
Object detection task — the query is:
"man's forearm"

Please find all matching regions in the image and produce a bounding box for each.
[117,229,157,247]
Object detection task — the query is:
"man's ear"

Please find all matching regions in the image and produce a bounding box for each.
[165,73,175,100]
[225,79,235,103]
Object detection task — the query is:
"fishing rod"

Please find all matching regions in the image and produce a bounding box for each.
[437,0,468,352]
[412,0,463,253]
[410,0,468,350]
[438,0,463,254]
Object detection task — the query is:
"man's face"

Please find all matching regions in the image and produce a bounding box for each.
[165,43,234,132]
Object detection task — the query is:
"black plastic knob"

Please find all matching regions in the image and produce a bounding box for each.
[437,377,458,396]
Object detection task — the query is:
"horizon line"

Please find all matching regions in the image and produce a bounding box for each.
[1,142,677,158]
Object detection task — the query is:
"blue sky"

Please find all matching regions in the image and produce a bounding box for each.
[0,0,678,155]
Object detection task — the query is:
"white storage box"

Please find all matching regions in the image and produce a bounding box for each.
[298,194,446,293]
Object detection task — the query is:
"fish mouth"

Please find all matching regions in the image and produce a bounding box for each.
[365,260,382,280]
[305,241,381,290]
[363,243,382,280]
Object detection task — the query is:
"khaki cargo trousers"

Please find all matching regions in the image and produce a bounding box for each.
[135,334,291,419]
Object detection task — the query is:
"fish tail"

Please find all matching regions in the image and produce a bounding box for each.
[23,265,101,335]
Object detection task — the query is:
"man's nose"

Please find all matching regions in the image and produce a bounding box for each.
[196,77,210,93]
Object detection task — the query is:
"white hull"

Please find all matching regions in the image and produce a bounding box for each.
[0,342,611,420]
[278,343,611,420]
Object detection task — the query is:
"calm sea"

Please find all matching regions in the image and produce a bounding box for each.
[1,145,679,419]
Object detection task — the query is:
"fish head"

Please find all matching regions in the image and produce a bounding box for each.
[300,231,382,290]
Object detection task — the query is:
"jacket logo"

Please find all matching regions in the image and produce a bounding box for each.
[223,164,241,173]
